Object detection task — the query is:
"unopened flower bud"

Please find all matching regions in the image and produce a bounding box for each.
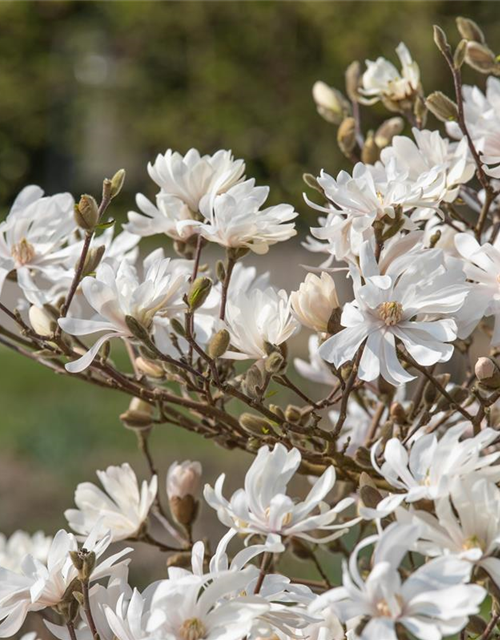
[110,169,126,199]
[167,460,202,526]
[81,244,106,277]
[354,446,372,469]
[187,277,212,311]
[345,60,362,102]
[120,398,153,430]
[374,117,404,149]
[285,405,302,423]
[125,315,151,342]
[240,413,271,435]
[465,42,497,74]
[170,317,186,337]
[75,195,99,231]
[29,305,56,336]
[135,356,164,379]
[361,132,380,165]
[454,39,468,69]
[456,16,485,44]
[433,25,450,56]
[215,260,226,282]
[269,404,285,420]
[290,272,340,333]
[69,551,84,572]
[265,351,286,374]
[244,364,264,397]
[359,484,383,509]
[390,402,407,425]
[426,92,458,122]
[337,117,357,157]
[312,81,350,125]
[208,329,230,359]
[475,357,500,389]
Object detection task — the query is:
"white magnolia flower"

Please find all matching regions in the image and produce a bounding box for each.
[0,526,130,637]
[0,186,75,304]
[402,476,500,587]
[290,272,339,333]
[188,180,297,254]
[454,232,500,344]
[447,76,500,178]
[65,463,157,542]
[223,284,299,361]
[319,241,468,386]
[126,149,245,241]
[380,128,475,217]
[105,568,269,640]
[307,161,443,261]
[310,522,486,640]
[365,423,500,517]
[294,335,337,387]
[204,443,357,543]
[0,531,52,573]
[59,252,188,373]
[361,42,421,107]
[167,461,203,500]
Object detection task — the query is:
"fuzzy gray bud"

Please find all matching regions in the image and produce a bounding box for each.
[75,195,99,231]
[475,357,500,389]
[208,329,230,359]
[337,117,357,157]
[426,92,458,122]
[456,16,485,44]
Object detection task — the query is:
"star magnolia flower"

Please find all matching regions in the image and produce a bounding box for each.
[167,461,203,500]
[380,129,475,218]
[310,522,486,640]
[360,42,421,107]
[0,186,75,305]
[223,284,299,361]
[306,160,443,261]
[401,476,500,588]
[187,180,297,254]
[319,241,468,386]
[446,77,500,179]
[58,252,188,373]
[65,463,157,542]
[290,272,339,333]
[204,443,358,543]
[105,568,269,640]
[454,232,500,345]
[0,526,130,637]
[0,531,52,573]
[364,423,500,518]
[294,335,337,387]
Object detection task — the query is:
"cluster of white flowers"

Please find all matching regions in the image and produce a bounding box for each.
[4,14,500,640]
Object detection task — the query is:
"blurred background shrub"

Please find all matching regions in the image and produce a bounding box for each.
[0,0,497,576]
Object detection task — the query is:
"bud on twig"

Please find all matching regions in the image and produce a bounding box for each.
[29,305,56,336]
[240,412,272,435]
[120,398,154,430]
[265,351,286,374]
[456,16,485,44]
[465,42,498,74]
[170,317,186,337]
[312,81,351,125]
[110,169,126,199]
[208,329,230,359]
[433,25,451,57]
[390,402,407,425]
[361,132,380,164]
[187,277,212,311]
[125,315,151,342]
[167,460,202,526]
[426,92,458,122]
[215,260,226,282]
[81,245,106,277]
[74,195,99,231]
[374,117,404,149]
[135,356,164,379]
[454,39,468,69]
[337,117,357,158]
[360,484,383,509]
[345,61,362,102]
[475,357,500,389]
[285,405,302,423]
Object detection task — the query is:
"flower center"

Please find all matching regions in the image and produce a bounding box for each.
[463,535,485,552]
[376,594,403,618]
[179,618,207,640]
[11,238,35,266]
[264,506,292,527]
[378,301,403,326]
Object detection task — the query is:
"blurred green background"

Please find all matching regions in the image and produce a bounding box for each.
[0,0,498,583]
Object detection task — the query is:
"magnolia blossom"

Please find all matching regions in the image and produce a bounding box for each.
[167,461,203,500]
[0,531,52,573]
[364,423,500,517]
[223,284,299,361]
[310,523,485,640]
[59,252,188,373]
[402,476,500,587]
[447,76,500,178]
[0,186,75,304]
[290,272,339,333]
[65,463,157,542]
[380,128,475,217]
[294,335,337,387]
[454,232,500,344]
[187,180,297,254]
[204,443,357,543]
[319,241,468,386]
[127,149,245,241]
[306,161,443,261]
[0,526,130,637]
[361,42,420,107]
